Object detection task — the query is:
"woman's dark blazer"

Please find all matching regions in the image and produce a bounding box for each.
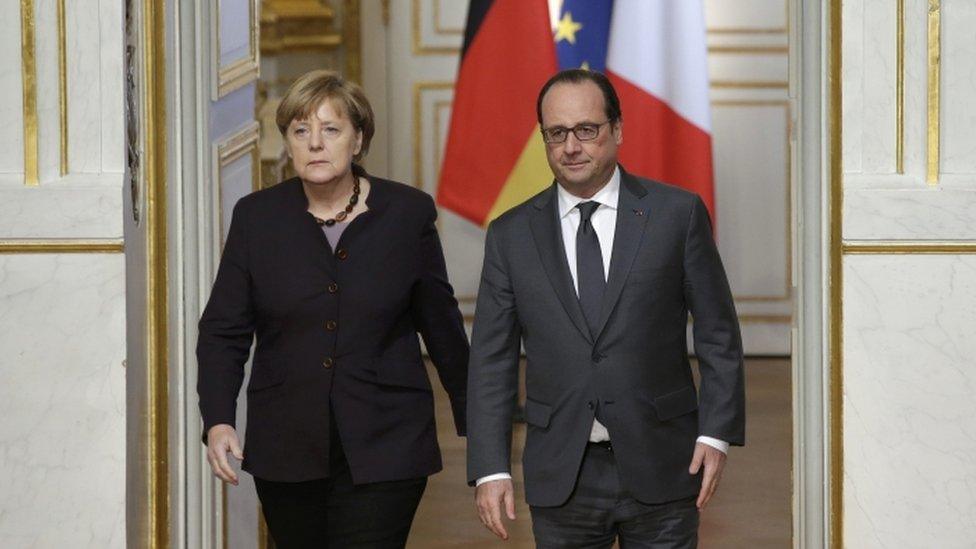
[197,172,468,484]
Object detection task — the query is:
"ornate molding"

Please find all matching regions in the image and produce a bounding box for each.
[260,0,341,54]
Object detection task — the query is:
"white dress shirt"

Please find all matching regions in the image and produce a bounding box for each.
[476,168,727,487]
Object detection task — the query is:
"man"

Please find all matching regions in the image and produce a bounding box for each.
[466,69,745,548]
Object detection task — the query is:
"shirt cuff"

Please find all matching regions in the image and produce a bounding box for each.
[475,473,512,487]
[696,436,729,454]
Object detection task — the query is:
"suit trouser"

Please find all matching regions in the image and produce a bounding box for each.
[530,442,699,549]
[254,412,427,549]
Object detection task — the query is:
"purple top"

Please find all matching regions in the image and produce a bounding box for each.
[321,221,349,251]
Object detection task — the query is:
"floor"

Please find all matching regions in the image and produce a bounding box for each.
[407,358,793,548]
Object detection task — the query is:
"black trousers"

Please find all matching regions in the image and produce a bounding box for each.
[530,442,699,549]
[254,417,427,548]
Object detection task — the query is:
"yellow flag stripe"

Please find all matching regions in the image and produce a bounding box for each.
[486,126,553,224]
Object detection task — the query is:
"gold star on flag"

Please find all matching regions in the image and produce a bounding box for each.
[554,12,583,44]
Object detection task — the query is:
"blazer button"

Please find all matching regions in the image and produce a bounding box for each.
[323,358,335,369]
[592,354,604,363]
[325,320,337,331]
[328,282,339,293]
[336,249,348,260]
[587,401,594,410]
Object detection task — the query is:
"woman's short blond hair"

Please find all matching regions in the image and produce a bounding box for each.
[276,69,375,163]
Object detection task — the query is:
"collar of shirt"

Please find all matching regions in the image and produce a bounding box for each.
[556,166,621,220]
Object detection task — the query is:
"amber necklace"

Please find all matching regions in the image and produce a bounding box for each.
[314,179,361,227]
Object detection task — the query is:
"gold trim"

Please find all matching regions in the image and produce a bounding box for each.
[144,0,169,545]
[215,0,260,99]
[20,0,38,186]
[710,80,789,89]
[843,241,976,254]
[926,0,941,185]
[343,0,362,83]
[711,100,793,303]
[413,81,454,191]
[216,121,261,175]
[896,0,904,174]
[259,1,340,55]
[828,0,843,545]
[433,0,463,35]
[58,0,68,176]
[708,45,789,54]
[0,239,124,254]
[412,0,461,55]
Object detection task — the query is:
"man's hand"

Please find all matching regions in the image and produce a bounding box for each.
[689,441,727,510]
[475,478,516,540]
[206,424,243,485]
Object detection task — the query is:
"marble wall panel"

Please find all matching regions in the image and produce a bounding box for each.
[67,0,104,174]
[841,0,864,174]
[902,0,928,179]
[0,254,125,547]
[844,256,976,548]
[35,0,61,184]
[0,1,25,175]
[941,1,976,177]
[0,185,124,239]
[859,0,897,174]
[99,0,125,173]
[843,187,976,241]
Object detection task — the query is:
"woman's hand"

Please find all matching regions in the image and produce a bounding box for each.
[206,424,243,485]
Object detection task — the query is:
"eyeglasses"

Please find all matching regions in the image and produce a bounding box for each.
[540,120,612,144]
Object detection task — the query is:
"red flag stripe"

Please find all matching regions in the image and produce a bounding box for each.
[608,70,716,221]
[436,0,557,225]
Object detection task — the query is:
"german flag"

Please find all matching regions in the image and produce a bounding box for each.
[436,0,558,226]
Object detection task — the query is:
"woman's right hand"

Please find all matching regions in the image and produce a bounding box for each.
[206,424,243,485]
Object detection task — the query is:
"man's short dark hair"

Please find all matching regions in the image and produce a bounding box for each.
[536,69,623,126]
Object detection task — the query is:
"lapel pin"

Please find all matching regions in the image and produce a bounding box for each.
[633,209,644,216]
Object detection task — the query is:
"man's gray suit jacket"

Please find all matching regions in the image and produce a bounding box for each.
[466,167,745,508]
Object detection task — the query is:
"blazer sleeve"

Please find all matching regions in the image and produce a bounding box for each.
[682,196,746,446]
[466,221,523,485]
[197,200,255,443]
[410,196,469,436]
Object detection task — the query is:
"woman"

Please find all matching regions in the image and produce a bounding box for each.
[197,69,468,547]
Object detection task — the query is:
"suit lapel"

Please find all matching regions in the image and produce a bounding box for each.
[529,185,594,344]
[593,169,649,340]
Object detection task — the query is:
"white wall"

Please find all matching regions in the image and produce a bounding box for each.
[841,0,976,546]
[0,0,126,547]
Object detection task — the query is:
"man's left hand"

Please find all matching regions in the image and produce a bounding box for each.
[688,441,727,510]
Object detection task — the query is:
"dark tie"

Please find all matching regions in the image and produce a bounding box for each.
[575,201,606,339]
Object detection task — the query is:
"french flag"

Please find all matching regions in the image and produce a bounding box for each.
[605,0,716,220]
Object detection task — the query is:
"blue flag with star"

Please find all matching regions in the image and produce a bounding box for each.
[554,0,614,71]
